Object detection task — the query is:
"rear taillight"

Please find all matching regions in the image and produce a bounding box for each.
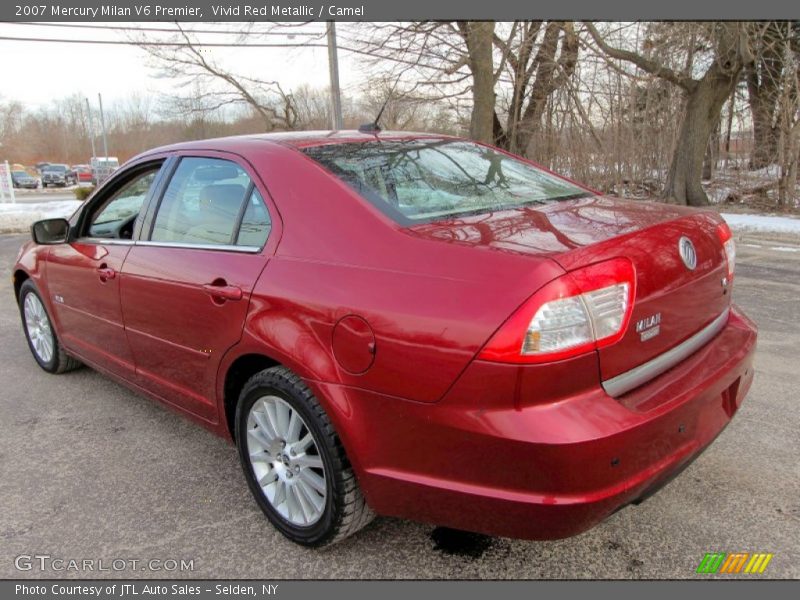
[716,222,735,279]
[478,258,635,364]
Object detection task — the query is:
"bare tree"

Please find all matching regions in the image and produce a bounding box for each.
[0,98,23,139]
[746,22,793,170]
[776,23,800,206]
[584,22,755,206]
[457,21,495,143]
[492,21,579,153]
[292,85,333,130]
[135,24,300,131]
[351,21,578,152]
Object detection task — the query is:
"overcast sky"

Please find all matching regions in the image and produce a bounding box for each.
[0,22,362,110]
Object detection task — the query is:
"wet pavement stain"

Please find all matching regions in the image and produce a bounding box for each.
[430,527,494,559]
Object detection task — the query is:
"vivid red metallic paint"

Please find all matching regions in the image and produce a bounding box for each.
[13,131,757,540]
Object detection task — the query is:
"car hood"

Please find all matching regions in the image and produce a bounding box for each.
[406,195,700,257]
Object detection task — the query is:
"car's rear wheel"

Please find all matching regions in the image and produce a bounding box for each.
[235,366,374,546]
[19,280,81,374]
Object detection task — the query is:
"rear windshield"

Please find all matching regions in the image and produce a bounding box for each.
[302,139,589,224]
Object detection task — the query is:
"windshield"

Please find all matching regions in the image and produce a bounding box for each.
[46,165,67,172]
[12,171,28,177]
[302,139,590,224]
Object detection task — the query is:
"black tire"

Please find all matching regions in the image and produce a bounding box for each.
[235,366,374,547]
[18,280,82,374]
[42,182,48,188]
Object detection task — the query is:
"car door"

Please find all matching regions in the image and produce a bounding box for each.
[120,153,273,422]
[46,160,166,378]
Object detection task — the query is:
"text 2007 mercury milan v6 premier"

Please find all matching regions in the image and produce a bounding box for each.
[13,131,756,546]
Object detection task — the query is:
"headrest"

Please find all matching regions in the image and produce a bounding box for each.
[199,184,246,216]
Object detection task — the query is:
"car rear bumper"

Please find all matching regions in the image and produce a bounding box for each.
[314,304,757,539]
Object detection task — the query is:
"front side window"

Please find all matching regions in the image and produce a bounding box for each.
[151,157,255,246]
[86,167,160,239]
[303,139,590,224]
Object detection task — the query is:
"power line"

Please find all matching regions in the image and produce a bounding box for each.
[6,21,326,37]
[0,32,421,66]
[0,34,331,48]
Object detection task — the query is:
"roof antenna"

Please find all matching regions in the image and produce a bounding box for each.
[358,74,403,134]
[358,98,389,134]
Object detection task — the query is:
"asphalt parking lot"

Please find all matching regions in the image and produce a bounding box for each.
[0,232,798,579]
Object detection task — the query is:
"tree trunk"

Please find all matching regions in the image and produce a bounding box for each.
[746,22,784,170]
[663,71,740,206]
[703,119,720,180]
[462,21,496,144]
[723,88,735,167]
[513,22,578,155]
[749,88,780,169]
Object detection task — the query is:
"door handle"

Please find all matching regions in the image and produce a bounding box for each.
[203,282,243,302]
[97,266,116,281]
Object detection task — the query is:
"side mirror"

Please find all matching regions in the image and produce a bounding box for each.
[31,218,70,245]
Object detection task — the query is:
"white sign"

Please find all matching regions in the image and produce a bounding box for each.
[0,161,16,203]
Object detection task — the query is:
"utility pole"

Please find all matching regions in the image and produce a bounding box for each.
[97,93,109,159]
[85,98,97,160]
[326,21,344,130]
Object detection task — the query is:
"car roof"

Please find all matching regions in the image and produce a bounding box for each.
[250,130,459,148]
[135,130,462,159]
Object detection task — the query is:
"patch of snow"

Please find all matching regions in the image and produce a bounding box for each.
[721,213,800,235]
[0,201,83,233]
[707,186,737,203]
[747,164,781,179]
[771,246,800,253]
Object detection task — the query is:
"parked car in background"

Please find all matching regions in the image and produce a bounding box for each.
[11,170,40,189]
[90,156,119,185]
[71,164,93,183]
[41,164,77,187]
[12,131,756,548]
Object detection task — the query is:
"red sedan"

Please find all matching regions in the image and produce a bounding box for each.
[71,164,93,183]
[13,131,756,547]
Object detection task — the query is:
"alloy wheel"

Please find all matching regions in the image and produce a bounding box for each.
[245,395,327,526]
[24,293,54,364]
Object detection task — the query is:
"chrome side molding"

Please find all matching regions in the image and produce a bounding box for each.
[602,308,731,398]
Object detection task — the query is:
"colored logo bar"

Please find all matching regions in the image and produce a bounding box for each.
[696,552,774,574]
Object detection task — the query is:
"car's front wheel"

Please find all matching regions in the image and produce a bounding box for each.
[235,366,374,546]
[18,280,81,374]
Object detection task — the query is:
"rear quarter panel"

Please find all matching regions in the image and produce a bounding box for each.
[233,141,566,403]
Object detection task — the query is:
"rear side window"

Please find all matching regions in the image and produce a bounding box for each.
[235,189,271,247]
[150,157,268,247]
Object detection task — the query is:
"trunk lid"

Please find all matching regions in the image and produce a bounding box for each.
[410,196,731,383]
